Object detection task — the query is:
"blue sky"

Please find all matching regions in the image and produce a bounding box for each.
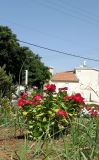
[1,0,99,73]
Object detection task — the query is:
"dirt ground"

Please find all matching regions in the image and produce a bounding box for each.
[0,126,99,160]
[0,127,36,160]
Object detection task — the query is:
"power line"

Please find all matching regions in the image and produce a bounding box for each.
[17,39,99,62]
[34,0,99,27]
[54,0,99,20]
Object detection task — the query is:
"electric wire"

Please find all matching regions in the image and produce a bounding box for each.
[51,0,99,20]
[17,39,99,62]
[34,0,99,26]
[1,0,99,47]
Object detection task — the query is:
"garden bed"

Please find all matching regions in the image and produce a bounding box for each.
[0,117,99,160]
[0,84,99,159]
[0,127,34,160]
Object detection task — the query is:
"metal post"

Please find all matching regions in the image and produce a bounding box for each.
[18,57,32,94]
[19,60,26,87]
[25,70,28,86]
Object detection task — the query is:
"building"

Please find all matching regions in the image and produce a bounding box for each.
[50,63,99,103]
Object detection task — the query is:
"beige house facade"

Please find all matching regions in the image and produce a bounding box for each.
[50,64,99,103]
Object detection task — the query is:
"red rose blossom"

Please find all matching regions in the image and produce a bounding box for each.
[33,94,43,100]
[64,95,73,100]
[24,100,32,105]
[32,101,40,105]
[21,92,28,99]
[17,98,24,106]
[59,87,68,91]
[90,109,98,116]
[57,109,68,118]
[72,93,84,103]
[45,84,56,92]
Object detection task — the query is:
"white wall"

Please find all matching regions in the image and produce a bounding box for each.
[76,69,99,86]
[76,69,99,102]
[52,81,91,101]
[51,81,79,95]
[51,68,99,103]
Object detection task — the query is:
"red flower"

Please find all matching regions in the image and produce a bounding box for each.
[90,109,98,116]
[32,101,40,105]
[72,93,84,103]
[21,92,28,99]
[33,94,43,100]
[57,109,68,118]
[24,100,32,105]
[85,106,91,111]
[45,84,56,92]
[59,87,68,91]
[17,98,24,106]
[64,95,73,100]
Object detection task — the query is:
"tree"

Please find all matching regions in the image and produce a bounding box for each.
[0,25,50,88]
[0,65,12,98]
[0,26,20,83]
[19,48,51,88]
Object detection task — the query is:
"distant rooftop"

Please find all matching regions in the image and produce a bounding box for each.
[51,70,79,82]
[75,61,99,71]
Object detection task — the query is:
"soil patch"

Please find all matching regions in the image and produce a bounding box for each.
[0,127,34,160]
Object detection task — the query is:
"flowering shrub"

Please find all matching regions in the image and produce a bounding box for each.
[81,105,99,117]
[17,84,85,138]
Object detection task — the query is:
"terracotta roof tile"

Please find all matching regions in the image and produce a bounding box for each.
[51,70,79,82]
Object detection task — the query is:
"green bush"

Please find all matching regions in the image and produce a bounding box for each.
[17,84,84,139]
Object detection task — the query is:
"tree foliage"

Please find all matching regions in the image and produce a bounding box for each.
[0,65,12,98]
[0,25,50,88]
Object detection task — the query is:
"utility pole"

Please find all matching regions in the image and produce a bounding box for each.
[25,70,28,86]
[18,57,32,94]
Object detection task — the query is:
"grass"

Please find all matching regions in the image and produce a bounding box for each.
[0,117,99,160]
[0,99,99,159]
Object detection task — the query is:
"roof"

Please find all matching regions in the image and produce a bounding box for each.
[51,70,79,82]
[75,67,99,71]
[75,63,99,71]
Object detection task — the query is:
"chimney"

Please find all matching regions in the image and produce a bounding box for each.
[83,60,87,66]
[48,66,54,75]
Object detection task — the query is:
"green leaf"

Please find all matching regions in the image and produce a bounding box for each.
[43,117,47,122]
